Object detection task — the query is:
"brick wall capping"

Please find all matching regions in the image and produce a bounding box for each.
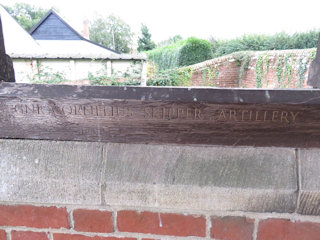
[188,48,315,72]
[1,82,320,147]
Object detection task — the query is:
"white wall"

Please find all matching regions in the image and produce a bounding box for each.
[12,58,146,85]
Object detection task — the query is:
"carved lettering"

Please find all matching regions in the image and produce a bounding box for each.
[249,111,253,121]
[241,110,248,121]
[272,111,279,122]
[8,102,302,124]
[218,110,227,121]
[195,108,202,120]
[263,111,268,122]
[290,112,300,123]
[281,111,289,123]
[230,110,237,121]
[255,111,262,122]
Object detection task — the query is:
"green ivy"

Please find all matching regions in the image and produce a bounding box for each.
[208,66,219,80]
[233,52,252,82]
[201,66,219,86]
[202,68,207,85]
[262,53,269,85]
[284,54,293,86]
[310,49,317,60]
[89,62,142,86]
[276,56,284,87]
[297,58,308,87]
[254,55,263,88]
[29,64,66,84]
[147,67,193,86]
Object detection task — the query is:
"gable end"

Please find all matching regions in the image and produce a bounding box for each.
[30,11,82,40]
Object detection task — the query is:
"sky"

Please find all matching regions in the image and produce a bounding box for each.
[1,0,320,43]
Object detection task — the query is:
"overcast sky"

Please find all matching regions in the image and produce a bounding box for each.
[1,0,320,43]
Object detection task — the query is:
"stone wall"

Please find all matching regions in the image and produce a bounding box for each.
[189,49,315,88]
[1,139,320,240]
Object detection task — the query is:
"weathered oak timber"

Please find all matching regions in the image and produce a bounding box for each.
[0,16,15,82]
[1,83,320,147]
[308,33,320,88]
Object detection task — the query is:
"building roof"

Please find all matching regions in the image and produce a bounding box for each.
[29,9,83,41]
[0,4,42,56]
[29,9,120,55]
[0,6,146,60]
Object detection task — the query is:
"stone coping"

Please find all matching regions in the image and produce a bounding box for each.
[0,139,319,215]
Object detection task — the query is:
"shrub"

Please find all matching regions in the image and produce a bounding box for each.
[146,40,185,71]
[210,30,319,58]
[177,37,214,67]
[147,67,193,86]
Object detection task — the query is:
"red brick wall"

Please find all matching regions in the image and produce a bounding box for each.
[189,49,315,88]
[190,55,240,87]
[1,204,320,240]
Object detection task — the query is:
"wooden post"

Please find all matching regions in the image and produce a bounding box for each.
[0,16,15,82]
[307,33,320,88]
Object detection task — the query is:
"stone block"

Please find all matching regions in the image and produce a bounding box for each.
[103,144,297,212]
[297,149,320,215]
[0,140,103,205]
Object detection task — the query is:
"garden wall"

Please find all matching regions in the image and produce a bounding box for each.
[1,140,320,240]
[189,49,315,88]
[1,84,320,240]
[12,57,147,85]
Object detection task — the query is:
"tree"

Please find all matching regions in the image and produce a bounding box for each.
[4,3,48,31]
[177,37,214,67]
[89,15,134,53]
[157,35,183,47]
[137,24,155,52]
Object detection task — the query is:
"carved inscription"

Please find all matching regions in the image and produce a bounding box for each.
[10,104,133,118]
[8,102,301,124]
[213,109,300,123]
[143,107,203,120]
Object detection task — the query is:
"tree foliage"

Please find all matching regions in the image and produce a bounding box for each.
[4,3,48,31]
[147,37,213,70]
[137,24,155,52]
[146,40,185,70]
[177,37,213,67]
[157,35,183,47]
[89,15,134,53]
[210,30,319,57]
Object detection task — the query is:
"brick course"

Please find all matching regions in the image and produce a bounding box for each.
[0,205,69,229]
[257,219,320,240]
[0,204,319,239]
[117,210,206,237]
[73,209,113,233]
[53,234,136,240]
[0,230,6,240]
[211,216,255,240]
[11,231,49,240]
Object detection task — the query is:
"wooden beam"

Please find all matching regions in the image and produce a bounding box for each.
[1,83,320,147]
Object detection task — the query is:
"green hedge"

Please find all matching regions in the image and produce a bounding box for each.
[146,40,185,71]
[177,37,214,67]
[212,30,319,57]
[146,37,213,70]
